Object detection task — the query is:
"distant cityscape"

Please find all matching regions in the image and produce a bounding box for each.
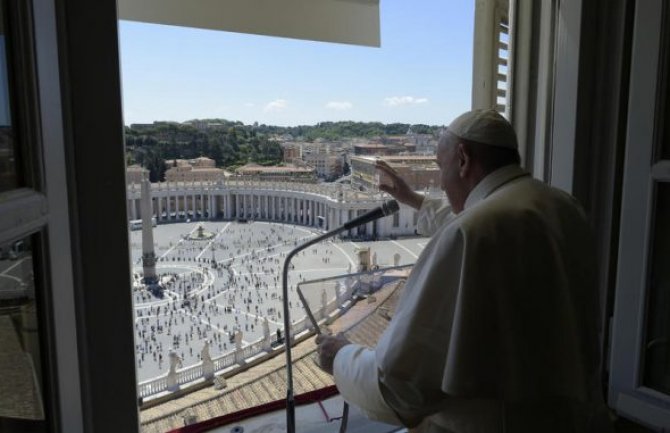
[125,119,441,192]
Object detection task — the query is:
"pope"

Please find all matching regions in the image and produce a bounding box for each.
[316,109,613,433]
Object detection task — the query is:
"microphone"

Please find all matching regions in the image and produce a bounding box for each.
[280,198,399,433]
[342,200,400,231]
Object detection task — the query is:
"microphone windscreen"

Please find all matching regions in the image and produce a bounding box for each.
[384,200,399,215]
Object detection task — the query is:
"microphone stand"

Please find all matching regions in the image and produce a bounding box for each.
[282,200,398,433]
[282,225,350,433]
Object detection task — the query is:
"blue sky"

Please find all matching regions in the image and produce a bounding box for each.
[118,0,474,127]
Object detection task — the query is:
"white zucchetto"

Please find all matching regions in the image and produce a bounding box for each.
[446,109,518,150]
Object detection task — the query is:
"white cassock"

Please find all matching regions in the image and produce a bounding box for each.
[332,164,613,433]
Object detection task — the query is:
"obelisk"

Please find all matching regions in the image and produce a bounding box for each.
[141,178,158,284]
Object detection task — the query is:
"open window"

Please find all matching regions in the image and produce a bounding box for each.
[609,0,670,429]
[10,0,668,431]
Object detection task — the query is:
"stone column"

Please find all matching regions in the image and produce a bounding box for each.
[191,194,196,217]
[294,198,298,223]
[156,195,162,222]
[327,207,333,231]
[168,190,175,219]
[141,179,157,284]
[321,203,326,228]
[274,196,278,221]
[312,201,316,227]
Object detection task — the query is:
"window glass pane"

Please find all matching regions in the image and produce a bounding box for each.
[0,237,47,432]
[0,1,20,192]
[643,183,670,394]
[0,235,46,431]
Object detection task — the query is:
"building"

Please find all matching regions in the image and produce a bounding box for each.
[350,155,440,192]
[302,152,344,180]
[125,164,148,184]
[352,142,388,156]
[406,131,438,155]
[164,157,224,182]
[182,120,228,131]
[234,163,317,183]
[281,143,301,163]
[2,0,666,432]
[352,139,416,156]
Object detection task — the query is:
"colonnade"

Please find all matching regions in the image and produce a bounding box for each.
[127,182,419,238]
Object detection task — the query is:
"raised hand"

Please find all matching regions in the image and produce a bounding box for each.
[375,160,425,210]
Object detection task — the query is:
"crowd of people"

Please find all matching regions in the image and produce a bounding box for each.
[130,222,355,380]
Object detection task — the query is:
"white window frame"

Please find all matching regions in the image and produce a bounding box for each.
[0,0,84,430]
[608,0,670,429]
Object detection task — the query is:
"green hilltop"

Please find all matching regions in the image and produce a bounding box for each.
[125,119,442,181]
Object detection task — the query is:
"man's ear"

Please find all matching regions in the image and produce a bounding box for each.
[457,142,471,178]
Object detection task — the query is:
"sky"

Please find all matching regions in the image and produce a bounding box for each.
[118,1,474,127]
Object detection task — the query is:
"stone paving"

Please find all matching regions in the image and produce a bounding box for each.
[129,220,427,383]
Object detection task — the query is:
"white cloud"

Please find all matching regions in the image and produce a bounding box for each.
[263,99,288,112]
[325,101,353,111]
[383,96,429,107]
[244,102,255,108]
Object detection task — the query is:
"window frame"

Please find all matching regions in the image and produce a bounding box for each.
[0,0,84,430]
[608,0,670,428]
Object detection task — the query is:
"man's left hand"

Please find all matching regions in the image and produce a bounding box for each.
[315,333,351,375]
